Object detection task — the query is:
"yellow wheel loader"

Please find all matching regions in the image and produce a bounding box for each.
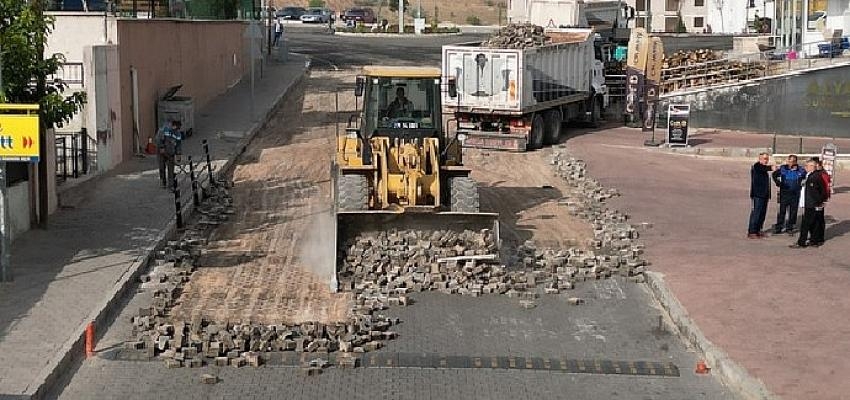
[329,66,500,291]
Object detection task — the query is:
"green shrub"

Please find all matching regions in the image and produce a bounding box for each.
[308,0,325,7]
[466,15,482,25]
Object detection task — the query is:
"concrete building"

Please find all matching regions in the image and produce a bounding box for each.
[26,13,255,240]
[629,0,710,32]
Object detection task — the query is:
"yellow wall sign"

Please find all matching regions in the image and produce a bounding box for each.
[0,104,40,162]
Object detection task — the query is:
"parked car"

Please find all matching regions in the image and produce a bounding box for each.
[300,8,332,23]
[277,6,307,20]
[341,7,376,24]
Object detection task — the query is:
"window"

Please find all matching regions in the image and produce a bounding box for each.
[636,16,646,28]
[665,0,679,11]
[636,0,647,12]
[694,16,704,27]
[807,0,827,31]
[665,16,680,31]
[694,0,704,6]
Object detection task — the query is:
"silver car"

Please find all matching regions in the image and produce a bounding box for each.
[300,8,331,23]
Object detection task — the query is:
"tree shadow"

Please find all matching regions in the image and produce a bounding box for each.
[479,185,564,247]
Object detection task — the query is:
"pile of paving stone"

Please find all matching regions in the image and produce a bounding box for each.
[128,148,649,369]
[547,148,647,280]
[483,23,550,49]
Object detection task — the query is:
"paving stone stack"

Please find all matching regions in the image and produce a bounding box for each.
[483,23,550,49]
[548,148,647,280]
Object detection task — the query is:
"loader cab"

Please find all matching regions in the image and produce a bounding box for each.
[356,67,445,143]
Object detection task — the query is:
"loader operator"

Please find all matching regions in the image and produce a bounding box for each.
[156,120,183,189]
[386,87,414,119]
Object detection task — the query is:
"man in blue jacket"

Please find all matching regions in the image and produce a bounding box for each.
[771,154,805,234]
[748,152,778,238]
[156,120,183,189]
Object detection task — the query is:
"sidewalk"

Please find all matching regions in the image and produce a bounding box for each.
[568,127,850,400]
[0,55,307,399]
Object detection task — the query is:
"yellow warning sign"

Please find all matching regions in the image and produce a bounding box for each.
[0,104,40,162]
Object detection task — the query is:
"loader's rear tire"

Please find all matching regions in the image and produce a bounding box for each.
[529,114,545,150]
[448,176,480,213]
[543,110,563,145]
[337,174,369,211]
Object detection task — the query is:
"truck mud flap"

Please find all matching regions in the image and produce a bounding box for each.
[461,131,529,152]
[331,210,501,292]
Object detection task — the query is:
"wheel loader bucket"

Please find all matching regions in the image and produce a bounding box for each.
[328,210,500,293]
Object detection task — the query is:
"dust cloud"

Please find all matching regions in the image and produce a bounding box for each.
[298,209,336,288]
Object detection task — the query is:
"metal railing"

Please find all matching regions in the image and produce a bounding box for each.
[660,39,850,95]
[55,130,96,183]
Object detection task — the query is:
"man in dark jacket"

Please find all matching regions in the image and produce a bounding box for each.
[771,154,805,234]
[748,153,777,238]
[791,159,828,248]
[156,120,183,189]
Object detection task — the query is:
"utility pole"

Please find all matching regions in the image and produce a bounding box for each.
[34,0,49,230]
[0,44,11,282]
[398,0,403,33]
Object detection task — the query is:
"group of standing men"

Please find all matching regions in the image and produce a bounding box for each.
[748,153,832,247]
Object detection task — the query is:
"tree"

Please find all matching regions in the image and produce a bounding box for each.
[674,12,687,32]
[0,0,86,129]
[388,0,409,14]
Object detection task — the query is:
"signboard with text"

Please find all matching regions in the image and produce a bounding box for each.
[642,37,665,133]
[667,104,690,147]
[625,28,648,118]
[0,105,40,162]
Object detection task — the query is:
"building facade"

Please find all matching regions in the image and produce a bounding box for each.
[629,0,710,32]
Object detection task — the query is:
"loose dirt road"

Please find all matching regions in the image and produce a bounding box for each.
[171,71,357,325]
[171,70,594,326]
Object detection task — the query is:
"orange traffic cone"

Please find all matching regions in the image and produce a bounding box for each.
[695,359,710,374]
[145,137,157,155]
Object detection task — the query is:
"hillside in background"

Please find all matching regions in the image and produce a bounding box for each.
[271,0,504,26]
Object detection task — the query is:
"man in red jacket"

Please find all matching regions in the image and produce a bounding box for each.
[791,159,828,248]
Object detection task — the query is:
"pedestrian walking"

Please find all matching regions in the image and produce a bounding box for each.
[156,120,184,189]
[771,154,805,234]
[748,152,778,238]
[273,17,283,47]
[791,159,828,248]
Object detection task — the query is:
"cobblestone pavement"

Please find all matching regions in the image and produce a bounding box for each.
[170,70,355,326]
[58,275,735,399]
[0,58,306,397]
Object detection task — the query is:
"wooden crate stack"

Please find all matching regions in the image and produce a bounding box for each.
[660,49,768,93]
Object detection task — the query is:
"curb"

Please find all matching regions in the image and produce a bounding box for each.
[333,31,462,38]
[26,61,308,400]
[644,271,779,400]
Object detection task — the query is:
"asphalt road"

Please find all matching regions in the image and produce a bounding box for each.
[284,25,487,69]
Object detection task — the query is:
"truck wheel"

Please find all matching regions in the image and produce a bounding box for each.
[529,114,545,150]
[543,110,563,144]
[337,174,369,211]
[448,176,480,213]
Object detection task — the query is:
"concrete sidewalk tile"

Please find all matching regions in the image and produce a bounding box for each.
[0,56,307,399]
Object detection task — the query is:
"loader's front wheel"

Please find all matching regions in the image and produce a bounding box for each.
[448,176,480,213]
[337,174,369,211]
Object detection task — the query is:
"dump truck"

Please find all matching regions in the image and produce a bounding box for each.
[330,66,500,291]
[442,28,608,151]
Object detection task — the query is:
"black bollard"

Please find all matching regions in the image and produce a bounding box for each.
[188,156,200,207]
[173,174,183,229]
[203,140,216,188]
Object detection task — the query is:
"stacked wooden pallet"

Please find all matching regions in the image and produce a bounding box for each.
[659,49,767,93]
